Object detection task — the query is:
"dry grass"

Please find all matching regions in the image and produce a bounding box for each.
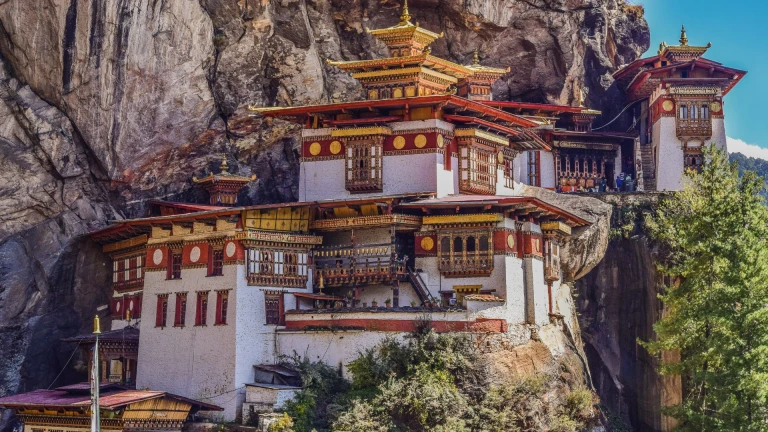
[620,0,645,19]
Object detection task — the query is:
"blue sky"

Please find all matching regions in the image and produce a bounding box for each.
[639,0,768,158]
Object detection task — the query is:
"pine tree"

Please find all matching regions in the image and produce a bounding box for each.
[644,144,768,430]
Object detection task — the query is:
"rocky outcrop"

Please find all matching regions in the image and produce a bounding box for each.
[0,54,115,404]
[574,194,681,432]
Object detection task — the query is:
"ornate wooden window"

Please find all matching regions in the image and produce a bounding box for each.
[676,100,712,138]
[345,139,383,193]
[215,291,229,325]
[247,249,309,287]
[168,251,182,280]
[527,151,541,187]
[112,254,144,291]
[265,293,282,325]
[209,248,224,276]
[195,291,209,326]
[459,144,496,194]
[684,147,704,171]
[437,230,494,277]
[174,293,187,327]
[155,295,168,328]
[543,239,561,281]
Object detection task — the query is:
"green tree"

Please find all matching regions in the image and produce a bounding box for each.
[644,144,768,430]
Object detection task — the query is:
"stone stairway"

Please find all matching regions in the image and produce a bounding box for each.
[640,143,656,191]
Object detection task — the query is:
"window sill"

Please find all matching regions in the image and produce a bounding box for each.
[194,324,208,327]
[214,323,228,326]
[173,325,185,328]
[206,274,223,278]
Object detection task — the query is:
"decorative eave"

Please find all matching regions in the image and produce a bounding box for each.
[423,213,502,225]
[235,230,323,246]
[454,128,509,146]
[331,126,393,137]
[309,214,422,232]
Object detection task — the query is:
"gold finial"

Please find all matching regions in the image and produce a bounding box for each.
[125,309,131,322]
[576,88,585,108]
[93,315,102,335]
[318,274,325,293]
[679,25,688,46]
[473,48,480,65]
[220,155,229,174]
[400,0,411,23]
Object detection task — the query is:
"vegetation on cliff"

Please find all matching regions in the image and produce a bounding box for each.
[644,145,768,430]
[276,324,598,432]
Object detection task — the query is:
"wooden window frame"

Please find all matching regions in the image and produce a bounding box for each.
[344,138,383,193]
[265,293,283,325]
[208,247,224,276]
[527,151,541,187]
[174,293,187,327]
[195,291,209,326]
[437,229,494,277]
[458,142,497,194]
[246,248,309,287]
[215,291,229,325]
[168,250,182,280]
[155,295,168,328]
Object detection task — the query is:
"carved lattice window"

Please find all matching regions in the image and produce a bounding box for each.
[527,151,541,187]
[437,230,494,277]
[345,139,383,193]
[459,144,496,194]
[247,248,309,287]
[112,253,144,291]
[676,100,712,138]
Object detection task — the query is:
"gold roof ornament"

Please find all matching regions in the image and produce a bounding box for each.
[679,25,688,46]
[473,48,480,65]
[400,0,411,24]
[93,314,102,335]
[193,155,255,185]
[463,48,509,75]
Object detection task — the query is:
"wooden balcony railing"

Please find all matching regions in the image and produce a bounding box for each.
[314,243,406,286]
[676,118,712,138]
[438,253,493,277]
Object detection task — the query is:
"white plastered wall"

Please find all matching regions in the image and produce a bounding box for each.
[653,117,685,191]
[137,267,239,420]
[540,151,556,189]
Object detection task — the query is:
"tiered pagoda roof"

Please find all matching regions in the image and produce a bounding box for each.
[614,26,746,101]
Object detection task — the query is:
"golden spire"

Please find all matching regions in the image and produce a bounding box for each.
[220,155,229,174]
[93,314,102,335]
[125,309,131,323]
[473,48,480,65]
[400,0,411,23]
[679,25,688,46]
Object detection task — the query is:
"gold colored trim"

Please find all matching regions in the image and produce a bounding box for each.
[423,213,502,225]
[236,230,323,245]
[453,285,482,293]
[103,235,148,253]
[541,221,572,236]
[331,126,392,137]
[309,214,422,231]
[454,128,509,146]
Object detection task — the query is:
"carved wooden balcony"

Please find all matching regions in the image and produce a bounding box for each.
[438,254,494,277]
[314,244,406,286]
[676,118,712,138]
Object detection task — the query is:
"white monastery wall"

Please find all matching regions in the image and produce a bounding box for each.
[137,267,239,420]
[530,258,550,326]
[414,255,508,300]
[503,256,526,324]
[436,156,455,197]
[654,117,685,191]
[711,118,727,151]
[540,151,556,189]
[299,159,346,202]
[276,330,398,377]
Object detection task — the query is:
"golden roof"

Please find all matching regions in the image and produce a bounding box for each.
[657,25,711,59]
[327,53,473,79]
[193,156,255,184]
[366,0,443,46]
[463,48,509,76]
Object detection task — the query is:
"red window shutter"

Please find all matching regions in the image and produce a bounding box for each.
[195,294,202,326]
[174,295,182,326]
[156,296,164,327]
[215,293,222,324]
[135,294,142,318]
[278,294,285,326]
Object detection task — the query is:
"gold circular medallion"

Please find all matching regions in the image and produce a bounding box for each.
[414,134,427,148]
[420,236,435,251]
[662,100,674,112]
[329,140,342,155]
[507,234,515,249]
[497,151,504,164]
[711,101,722,112]
[436,134,444,148]
[393,136,406,150]
[309,142,322,156]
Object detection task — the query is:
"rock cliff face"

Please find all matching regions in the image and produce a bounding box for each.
[0,0,650,429]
